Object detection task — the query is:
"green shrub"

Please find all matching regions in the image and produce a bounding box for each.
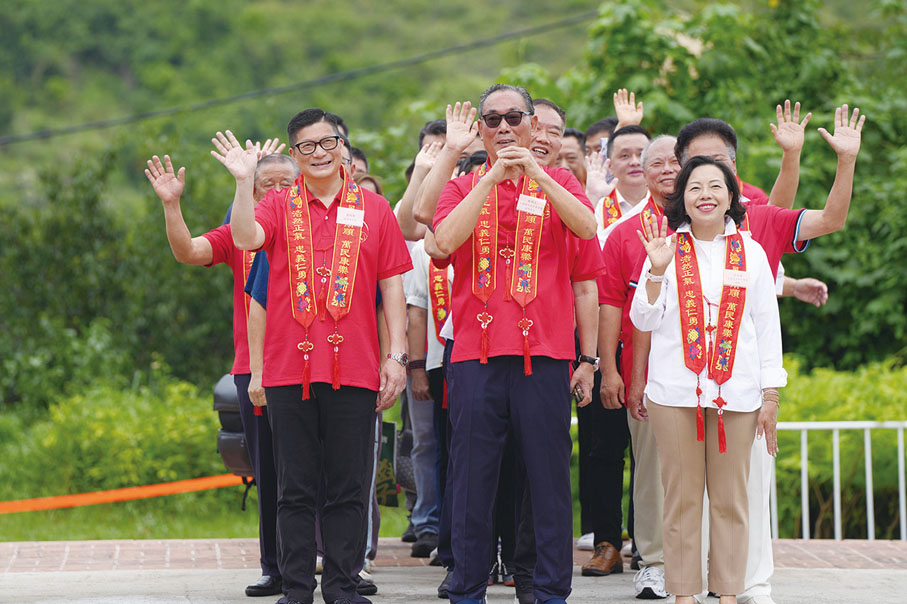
[775,357,907,538]
[0,375,221,500]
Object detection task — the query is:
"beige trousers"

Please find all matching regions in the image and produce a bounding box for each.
[647,399,758,596]
[629,413,664,570]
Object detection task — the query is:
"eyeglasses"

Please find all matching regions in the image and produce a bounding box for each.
[293,135,342,155]
[480,111,529,129]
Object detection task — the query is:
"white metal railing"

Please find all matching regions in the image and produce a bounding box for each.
[769,420,907,541]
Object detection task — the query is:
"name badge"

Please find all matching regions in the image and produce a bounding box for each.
[724,269,749,288]
[517,194,546,216]
[337,207,365,227]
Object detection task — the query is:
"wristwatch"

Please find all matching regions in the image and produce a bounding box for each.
[387,352,409,368]
[578,354,600,371]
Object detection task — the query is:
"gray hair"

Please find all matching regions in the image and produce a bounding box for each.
[478,84,534,117]
[254,154,299,184]
[641,135,678,168]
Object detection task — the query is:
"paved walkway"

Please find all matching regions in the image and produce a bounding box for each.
[1,538,905,603]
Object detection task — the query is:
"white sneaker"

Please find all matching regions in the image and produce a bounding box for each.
[621,541,634,557]
[315,555,323,574]
[359,569,374,584]
[577,532,595,551]
[363,558,375,573]
[738,596,776,604]
[634,566,668,599]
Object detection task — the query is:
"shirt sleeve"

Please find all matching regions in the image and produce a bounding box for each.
[201,224,234,268]
[376,197,414,280]
[244,252,270,308]
[432,176,470,232]
[569,234,605,281]
[253,190,282,255]
[598,229,630,308]
[748,243,788,388]
[629,257,668,332]
[404,245,429,309]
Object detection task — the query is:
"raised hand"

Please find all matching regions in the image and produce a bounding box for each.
[445,101,479,153]
[817,104,865,162]
[614,88,644,127]
[145,154,185,206]
[415,141,443,172]
[210,130,260,182]
[257,138,286,158]
[585,151,618,201]
[770,99,811,153]
[636,215,675,274]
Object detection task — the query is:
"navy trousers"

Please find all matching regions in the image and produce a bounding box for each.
[447,356,573,603]
[234,373,280,577]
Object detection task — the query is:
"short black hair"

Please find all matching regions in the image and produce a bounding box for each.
[457,150,488,177]
[585,117,619,141]
[350,146,369,172]
[674,118,738,166]
[532,98,566,131]
[286,108,344,145]
[478,84,534,117]
[563,128,586,154]
[606,125,651,159]
[665,156,745,231]
[418,119,447,149]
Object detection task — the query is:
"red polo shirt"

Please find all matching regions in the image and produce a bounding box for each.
[202,224,254,375]
[253,180,412,390]
[433,166,599,363]
[744,204,809,278]
[741,179,770,206]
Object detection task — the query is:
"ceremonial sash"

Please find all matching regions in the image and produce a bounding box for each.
[638,196,663,233]
[601,189,622,229]
[675,231,748,453]
[428,260,450,345]
[286,172,364,398]
[470,162,548,374]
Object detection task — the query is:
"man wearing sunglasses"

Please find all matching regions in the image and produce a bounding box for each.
[217,108,412,604]
[433,84,598,604]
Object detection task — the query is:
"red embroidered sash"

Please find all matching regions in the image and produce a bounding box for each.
[638,196,663,233]
[470,163,547,374]
[428,259,450,345]
[286,172,364,398]
[675,231,747,453]
[601,189,622,229]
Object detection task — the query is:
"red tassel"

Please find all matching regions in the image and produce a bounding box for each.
[302,358,311,400]
[253,406,262,417]
[696,403,705,442]
[523,335,532,375]
[481,328,489,364]
[717,413,727,453]
[332,349,341,390]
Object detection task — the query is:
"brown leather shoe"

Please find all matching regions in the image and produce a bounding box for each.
[581,541,624,576]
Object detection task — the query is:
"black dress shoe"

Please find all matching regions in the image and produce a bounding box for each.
[245,575,283,597]
[437,569,453,599]
[401,522,417,543]
[411,532,439,558]
[357,576,378,596]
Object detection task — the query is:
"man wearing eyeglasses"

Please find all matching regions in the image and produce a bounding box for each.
[216,108,412,604]
[433,84,598,604]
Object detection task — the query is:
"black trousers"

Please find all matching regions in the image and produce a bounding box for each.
[576,368,630,549]
[266,383,377,604]
[234,373,280,577]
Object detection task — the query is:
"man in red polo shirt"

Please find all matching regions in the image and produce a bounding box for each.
[145,146,296,599]
[214,109,412,604]
[433,84,599,604]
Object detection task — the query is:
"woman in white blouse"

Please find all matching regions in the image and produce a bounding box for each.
[630,156,784,604]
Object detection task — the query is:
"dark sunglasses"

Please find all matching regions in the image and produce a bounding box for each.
[480,110,530,129]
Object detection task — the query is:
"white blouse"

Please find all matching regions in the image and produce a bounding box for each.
[403,239,454,371]
[630,219,787,412]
